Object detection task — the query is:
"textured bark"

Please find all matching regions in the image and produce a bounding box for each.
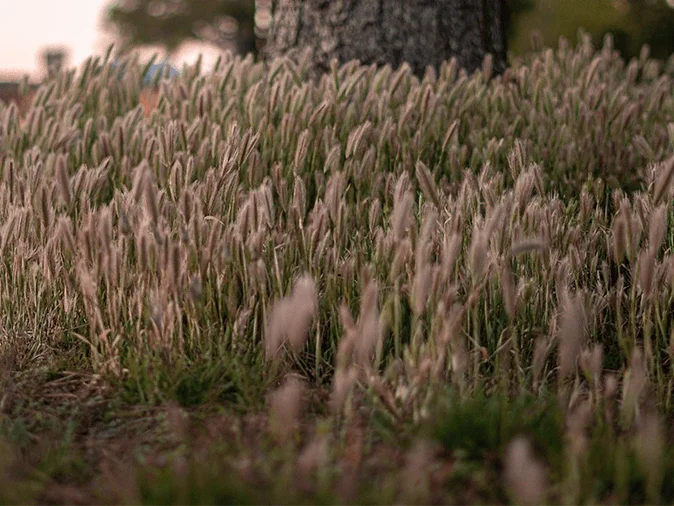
[264,0,508,78]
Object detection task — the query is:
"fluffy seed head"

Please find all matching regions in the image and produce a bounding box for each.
[55,154,72,206]
[513,168,536,212]
[510,237,547,257]
[412,264,433,316]
[269,375,306,444]
[265,274,318,360]
[567,399,592,456]
[390,238,412,281]
[297,435,329,480]
[579,343,604,386]
[144,171,159,224]
[648,204,668,254]
[532,336,550,387]
[500,262,517,320]
[637,249,656,296]
[57,216,76,253]
[391,191,414,242]
[38,184,51,230]
[557,291,587,380]
[612,213,627,263]
[468,224,489,282]
[442,232,462,281]
[330,366,358,414]
[355,280,381,366]
[652,155,674,205]
[622,346,647,423]
[415,160,440,209]
[504,437,548,506]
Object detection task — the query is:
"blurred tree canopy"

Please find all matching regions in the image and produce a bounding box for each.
[104,0,674,62]
[104,0,270,58]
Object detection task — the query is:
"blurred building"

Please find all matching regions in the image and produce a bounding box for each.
[0,78,38,110]
[0,48,67,108]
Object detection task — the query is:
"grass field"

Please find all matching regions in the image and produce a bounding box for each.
[1,33,674,504]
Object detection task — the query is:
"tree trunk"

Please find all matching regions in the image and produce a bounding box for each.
[264,0,509,78]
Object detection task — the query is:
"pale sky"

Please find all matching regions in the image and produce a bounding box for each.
[0,0,220,80]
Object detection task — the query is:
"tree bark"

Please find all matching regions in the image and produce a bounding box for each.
[264,0,509,78]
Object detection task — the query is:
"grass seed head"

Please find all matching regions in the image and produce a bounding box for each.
[500,262,517,320]
[292,174,307,224]
[567,399,592,456]
[412,264,433,316]
[612,213,628,263]
[648,204,668,254]
[57,216,76,253]
[557,291,587,380]
[144,170,159,224]
[532,336,550,387]
[265,274,318,360]
[330,366,357,415]
[297,434,329,481]
[415,160,441,209]
[265,300,291,360]
[652,154,674,206]
[604,373,618,399]
[622,346,647,423]
[55,154,72,207]
[441,232,462,282]
[391,191,414,242]
[504,437,548,506]
[38,184,51,231]
[468,224,489,282]
[513,168,536,213]
[390,238,412,281]
[287,274,318,353]
[579,343,604,386]
[269,375,306,444]
[510,237,547,257]
[355,280,381,366]
[637,249,656,296]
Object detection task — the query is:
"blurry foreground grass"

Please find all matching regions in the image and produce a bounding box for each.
[1,32,674,503]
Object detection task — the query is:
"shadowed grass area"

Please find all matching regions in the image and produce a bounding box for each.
[429,389,565,467]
